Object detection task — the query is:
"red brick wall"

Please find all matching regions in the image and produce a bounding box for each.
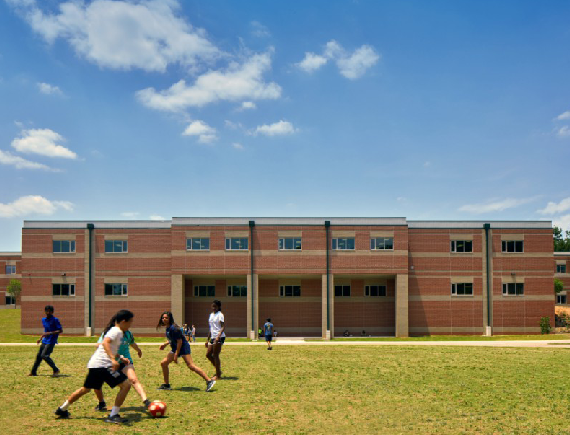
[1,254,22,307]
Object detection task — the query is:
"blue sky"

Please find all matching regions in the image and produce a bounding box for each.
[1,0,570,251]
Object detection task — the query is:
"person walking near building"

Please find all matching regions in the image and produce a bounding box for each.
[206,300,225,380]
[264,318,274,350]
[156,311,216,392]
[29,305,62,377]
[191,324,196,342]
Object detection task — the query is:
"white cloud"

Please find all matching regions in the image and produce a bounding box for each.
[0,150,56,171]
[297,40,380,79]
[37,82,62,95]
[120,212,139,218]
[10,0,219,72]
[136,51,281,112]
[296,52,328,73]
[232,142,244,150]
[251,21,270,38]
[182,120,217,143]
[0,195,73,218]
[11,128,77,159]
[458,198,535,214]
[555,111,570,121]
[252,120,297,136]
[557,126,570,137]
[224,120,243,130]
[554,214,570,232]
[241,101,256,110]
[537,197,570,215]
[150,215,166,220]
[423,161,431,167]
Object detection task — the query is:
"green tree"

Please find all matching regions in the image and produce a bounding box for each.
[6,279,21,308]
[553,226,570,251]
[555,278,564,294]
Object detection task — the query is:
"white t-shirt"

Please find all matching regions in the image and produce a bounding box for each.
[209,311,225,339]
[87,326,123,368]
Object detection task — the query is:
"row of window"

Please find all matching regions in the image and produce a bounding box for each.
[51,283,127,297]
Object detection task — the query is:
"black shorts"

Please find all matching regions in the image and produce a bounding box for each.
[84,363,127,390]
[265,335,273,342]
[209,337,226,345]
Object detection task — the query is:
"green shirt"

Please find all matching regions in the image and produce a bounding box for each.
[98,330,134,363]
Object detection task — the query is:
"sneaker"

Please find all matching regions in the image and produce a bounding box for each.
[52,371,61,377]
[94,402,107,411]
[143,399,151,408]
[105,414,128,424]
[28,373,37,377]
[54,407,70,419]
[157,383,171,390]
[206,379,216,392]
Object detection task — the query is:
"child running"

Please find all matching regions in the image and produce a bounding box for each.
[156,311,216,392]
[29,305,62,377]
[54,310,135,424]
[93,313,151,412]
[206,300,225,380]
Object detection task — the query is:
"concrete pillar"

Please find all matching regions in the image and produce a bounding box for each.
[247,274,259,340]
[395,274,409,338]
[171,274,184,326]
[322,274,334,340]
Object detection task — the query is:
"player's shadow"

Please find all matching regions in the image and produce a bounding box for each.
[219,376,239,380]
[52,374,72,378]
[172,386,200,392]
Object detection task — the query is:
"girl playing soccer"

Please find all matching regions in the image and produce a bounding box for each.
[156,311,216,392]
[92,313,151,411]
[206,300,225,380]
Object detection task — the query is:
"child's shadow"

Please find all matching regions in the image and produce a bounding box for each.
[219,376,239,381]
[172,386,200,392]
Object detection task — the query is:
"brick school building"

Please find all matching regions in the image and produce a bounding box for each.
[19,218,557,337]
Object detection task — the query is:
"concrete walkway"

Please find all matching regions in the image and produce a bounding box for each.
[2,340,570,348]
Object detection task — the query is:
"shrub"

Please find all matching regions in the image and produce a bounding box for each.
[540,317,551,335]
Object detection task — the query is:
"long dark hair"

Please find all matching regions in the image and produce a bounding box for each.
[103,309,134,335]
[156,311,179,331]
[212,300,222,312]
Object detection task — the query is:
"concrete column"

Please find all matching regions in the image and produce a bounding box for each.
[247,274,259,340]
[322,274,334,340]
[395,274,409,338]
[171,274,184,326]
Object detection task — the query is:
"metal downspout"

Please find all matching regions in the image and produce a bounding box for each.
[325,220,330,332]
[87,223,94,329]
[249,220,255,337]
[484,223,491,328]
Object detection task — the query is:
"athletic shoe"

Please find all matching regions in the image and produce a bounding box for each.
[157,383,171,390]
[54,408,70,419]
[143,399,151,408]
[105,414,128,424]
[94,402,107,411]
[28,373,37,376]
[52,371,61,377]
[206,379,216,392]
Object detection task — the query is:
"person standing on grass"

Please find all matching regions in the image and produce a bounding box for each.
[191,324,196,342]
[263,318,274,350]
[29,305,62,377]
[54,309,135,425]
[156,311,216,392]
[206,300,225,380]
[92,314,152,412]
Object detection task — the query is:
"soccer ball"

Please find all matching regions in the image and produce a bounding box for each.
[148,400,167,418]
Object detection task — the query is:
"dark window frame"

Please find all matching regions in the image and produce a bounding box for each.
[278,237,302,250]
[370,237,394,250]
[52,283,76,297]
[5,265,16,274]
[502,283,524,296]
[501,240,524,253]
[104,283,128,296]
[364,285,387,297]
[104,240,128,253]
[186,238,210,251]
[332,238,355,250]
[53,240,76,253]
[225,238,249,251]
[334,285,351,297]
[279,285,301,297]
[194,285,216,297]
[227,285,247,297]
[450,240,473,253]
[451,282,474,296]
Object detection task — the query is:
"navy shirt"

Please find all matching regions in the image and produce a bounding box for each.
[264,322,274,336]
[42,316,62,345]
[166,325,188,352]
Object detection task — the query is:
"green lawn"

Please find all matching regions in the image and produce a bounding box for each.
[1,344,570,433]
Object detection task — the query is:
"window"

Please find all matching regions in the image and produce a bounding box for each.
[365,285,387,297]
[334,285,351,297]
[5,295,15,305]
[53,240,76,253]
[332,238,355,250]
[186,238,210,250]
[557,295,567,304]
[225,238,248,250]
[450,240,473,253]
[5,265,16,275]
[501,240,523,253]
[279,285,301,297]
[104,283,127,296]
[557,264,567,274]
[278,238,302,250]
[194,285,215,297]
[52,283,76,297]
[227,285,247,297]
[451,283,473,296]
[105,240,128,253]
[502,283,524,296]
[370,238,394,250]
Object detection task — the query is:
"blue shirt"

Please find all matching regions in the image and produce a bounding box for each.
[166,325,187,352]
[42,316,62,345]
[264,322,274,336]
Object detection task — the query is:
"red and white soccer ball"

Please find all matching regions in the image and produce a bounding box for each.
[148,400,167,418]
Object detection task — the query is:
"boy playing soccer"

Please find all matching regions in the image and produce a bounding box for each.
[29,305,62,377]
[54,309,135,424]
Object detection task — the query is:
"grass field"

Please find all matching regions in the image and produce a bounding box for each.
[2,344,570,434]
